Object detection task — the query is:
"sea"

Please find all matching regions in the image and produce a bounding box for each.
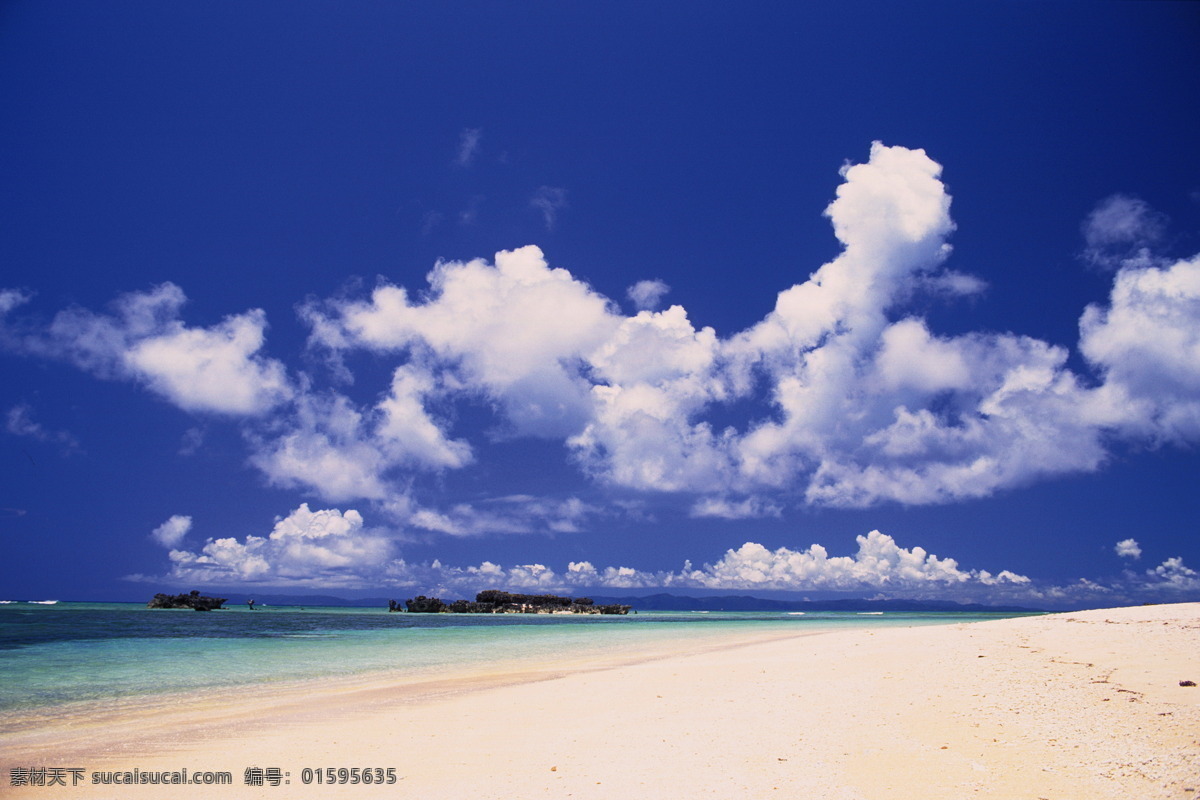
[0,600,1033,722]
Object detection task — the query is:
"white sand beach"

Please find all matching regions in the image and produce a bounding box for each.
[3,603,1198,799]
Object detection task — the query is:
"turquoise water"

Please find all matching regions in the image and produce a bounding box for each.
[0,601,1032,716]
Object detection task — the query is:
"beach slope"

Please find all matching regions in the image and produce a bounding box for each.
[3,603,1197,799]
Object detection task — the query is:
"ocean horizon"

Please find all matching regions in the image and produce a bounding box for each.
[0,601,1034,725]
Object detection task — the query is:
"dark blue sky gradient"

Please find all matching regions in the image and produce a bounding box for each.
[1,1,1197,602]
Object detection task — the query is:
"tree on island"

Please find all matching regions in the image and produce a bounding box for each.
[402,591,629,615]
[147,590,227,611]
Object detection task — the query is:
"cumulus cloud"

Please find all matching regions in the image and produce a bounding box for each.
[684,531,1030,592]
[627,279,671,311]
[376,365,473,468]
[306,245,619,438]
[373,530,1035,599]
[248,375,471,504]
[144,501,1195,606]
[570,304,733,493]
[151,515,192,548]
[326,529,1039,603]
[1114,538,1141,559]
[717,143,1111,507]
[1148,556,1200,590]
[10,143,1200,521]
[1,283,292,416]
[249,392,393,502]
[166,504,391,585]
[157,509,1028,597]
[294,142,1200,512]
[1079,255,1200,443]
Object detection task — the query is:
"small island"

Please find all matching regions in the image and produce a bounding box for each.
[147,590,228,611]
[397,590,630,615]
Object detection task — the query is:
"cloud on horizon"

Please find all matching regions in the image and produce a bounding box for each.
[162,504,391,585]
[148,504,1199,607]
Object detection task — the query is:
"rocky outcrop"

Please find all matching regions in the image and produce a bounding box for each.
[402,590,630,615]
[404,595,448,613]
[147,590,227,611]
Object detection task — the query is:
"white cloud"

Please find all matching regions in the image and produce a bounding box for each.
[1147,556,1200,590]
[407,495,596,537]
[4,284,292,416]
[570,386,735,492]
[804,340,1110,507]
[530,186,567,230]
[689,496,781,520]
[307,245,620,437]
[684,531,1029,592]
[717,144,961,490]
[151,515,192,548]
[873,318,972,394]
[1079,255,1200,443]
[916,269,988,298]
[588,306,718,387]
[5,404,80,453]
[342,529,1036,603]
[12,144,1198,518]
[145,506,1195,607]
[375,365,473,469]
[248,392,396,502]
[719,144,1118,508]
[247,364,472,503]
[166,504,391,585]
[1081,194,1167,269]
[627,279,670,311]
[292,143,1200,510]
[1114,538,1142,559]
[569,305,734,493]
[455,127,482,167]
[123,309,292,415]
[0,288,33,316]
[158,514,1030,598]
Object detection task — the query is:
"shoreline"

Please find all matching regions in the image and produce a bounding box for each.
[0,624,811,764]
[3,603,1197,799]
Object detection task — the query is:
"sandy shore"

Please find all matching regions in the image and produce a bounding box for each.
[3,603,1198,799]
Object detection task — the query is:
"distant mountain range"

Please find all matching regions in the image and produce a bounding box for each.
[210,592,1041,614]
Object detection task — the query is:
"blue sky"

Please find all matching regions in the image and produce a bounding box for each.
[2,2,1198,607]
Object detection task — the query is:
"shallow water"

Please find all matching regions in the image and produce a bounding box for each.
[0,601,1032,716]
